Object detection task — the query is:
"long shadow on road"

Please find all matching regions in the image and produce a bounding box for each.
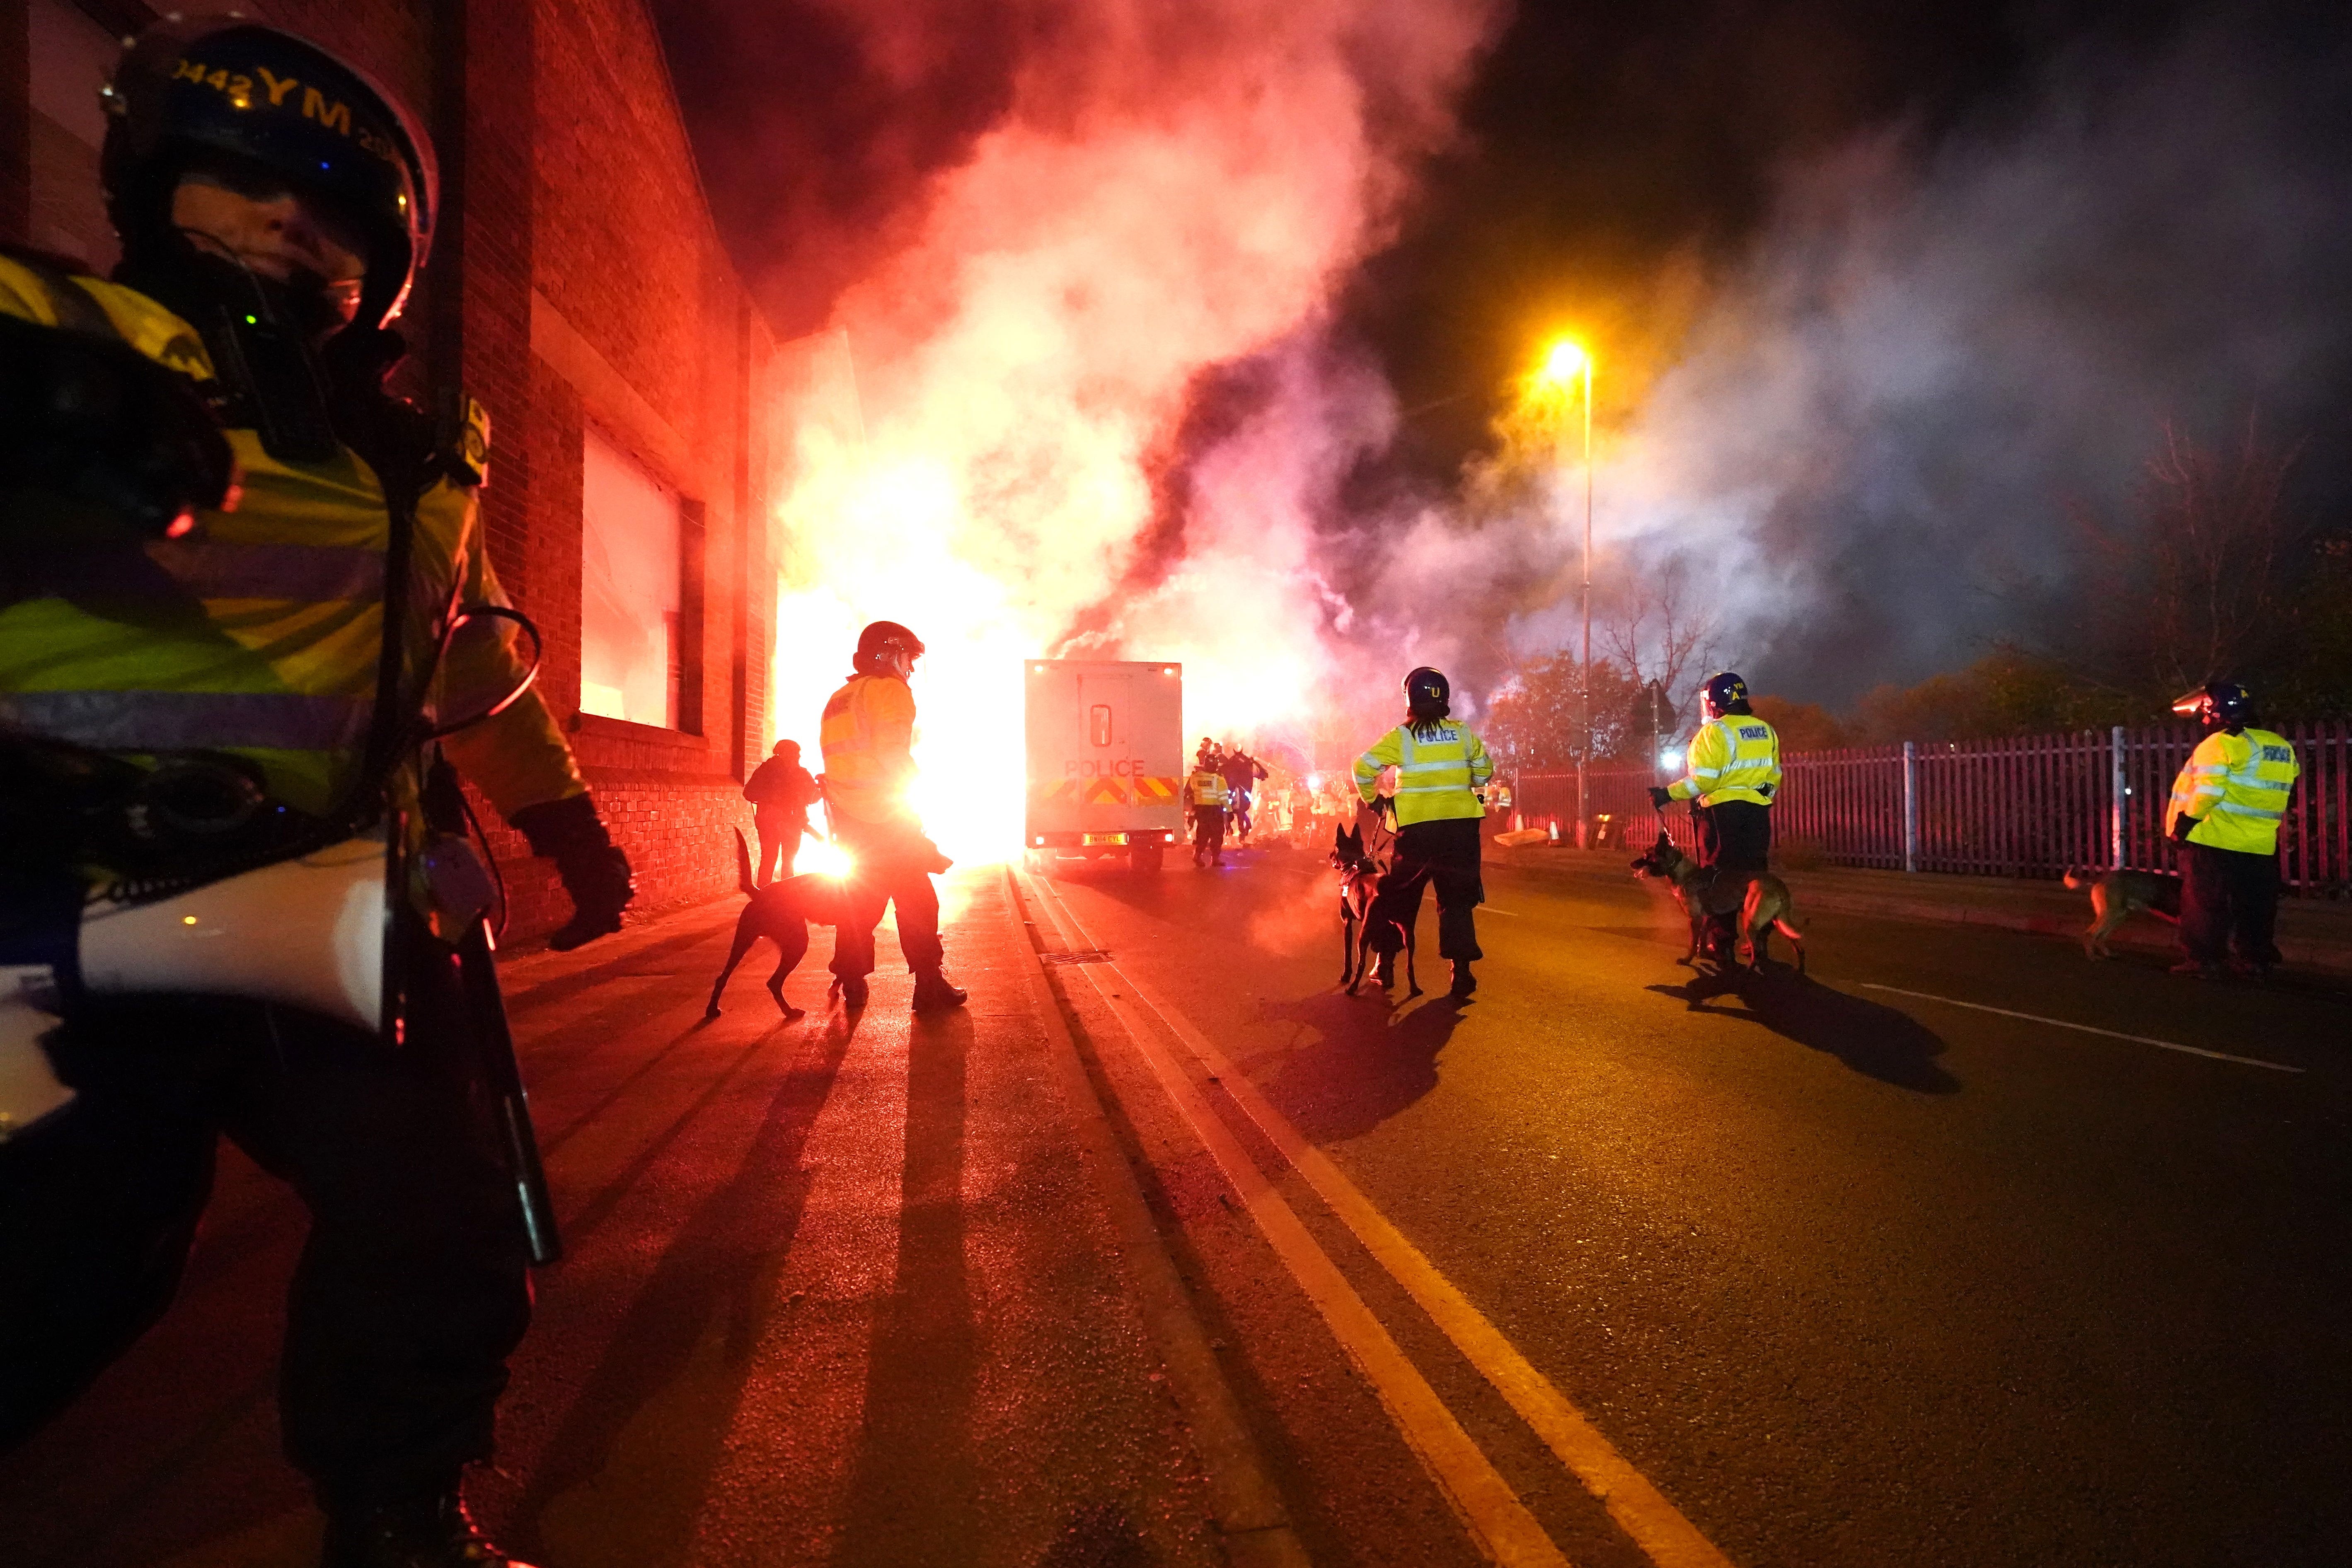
[511,1012,859,1563]
[1646,970,1961,1094]
[1253,989,1472,1142]
[833,1008,981,1564]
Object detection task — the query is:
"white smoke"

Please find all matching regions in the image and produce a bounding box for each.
[1510,21,2352,705]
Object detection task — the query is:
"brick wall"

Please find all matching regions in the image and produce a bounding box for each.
[516,0,776,941]
[296,0,776,940]
[0,3,27,242]
[4,0,781,943]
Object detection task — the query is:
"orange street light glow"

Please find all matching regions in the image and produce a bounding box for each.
[1538,338,1589,388]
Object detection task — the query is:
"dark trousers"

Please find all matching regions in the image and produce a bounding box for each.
[1696,800,1772,874]
[0,950,530,1508]
[753,806,804,885]
[1192,807,1226,860]
[2178,841,2282,965]
[1696,801,1773,956]
[829,814,945,977]
[1368,816,1485,962]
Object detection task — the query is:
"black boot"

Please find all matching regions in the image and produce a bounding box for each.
[1373,951,1395,989]
[1449,961,1476,999]
[322,1490,536,1568]
[912,968,968,1012]
[833,973,869,1008]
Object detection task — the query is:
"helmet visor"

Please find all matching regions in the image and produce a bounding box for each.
[120,25,433,324]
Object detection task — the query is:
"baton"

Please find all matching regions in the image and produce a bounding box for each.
[456,920,562,1266]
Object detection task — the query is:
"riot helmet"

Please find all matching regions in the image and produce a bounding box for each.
[101,18,436,332]
[1404,667,1450,712]
[2171,680,2254,732]
[1403,666,1451,738]
[854,621,924,678]
[1700,671,1751,719]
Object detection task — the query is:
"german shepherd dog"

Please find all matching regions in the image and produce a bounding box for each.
[705,828,847,1020]
[1332,823,1418,997]
[1630,832,1806,973]
[2061,866,2182,959]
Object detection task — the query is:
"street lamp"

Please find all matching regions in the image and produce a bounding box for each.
[1537,338,1594,845]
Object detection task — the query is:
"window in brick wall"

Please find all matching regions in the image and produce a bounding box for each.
[580,429,683,728]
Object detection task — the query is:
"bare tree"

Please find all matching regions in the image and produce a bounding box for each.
[1598,555,1720,716]
[2076,415,2311,702]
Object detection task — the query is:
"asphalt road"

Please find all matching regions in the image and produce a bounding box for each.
[1029,839,2352,1568]
[0,877,1229,1568]
[5,842,2346,1568]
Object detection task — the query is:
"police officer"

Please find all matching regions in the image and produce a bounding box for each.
[0,20,633,1566]
[819,620,966,1011]
[743,737,821,884]
[2165,680,2300,980]
[1650,671,1780,964]
[1220,746,1267,840]
[1187,755,1232,866]
[1353,668,1493,999]
[1485,773,1514,823]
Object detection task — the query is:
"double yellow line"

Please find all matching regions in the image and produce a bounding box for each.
[1016,869,1734,1568]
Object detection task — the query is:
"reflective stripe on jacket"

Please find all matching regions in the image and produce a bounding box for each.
[1666,714,1781,808]
[820,674,919,823]
[2167,728,2299,855]
[1188,770,1229,809]
[1354,720,1492,827]
[0,256,582,825]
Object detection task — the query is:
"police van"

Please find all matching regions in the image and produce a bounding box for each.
[1024,659,1185,872]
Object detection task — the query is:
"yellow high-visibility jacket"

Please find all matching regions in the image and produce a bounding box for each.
[1187,770,1229,809]
[0,258,582,835]
[1354,719,1492,827]
[1667,714,1781,807]
[2167,727,2299,855]
[820,673,918,823]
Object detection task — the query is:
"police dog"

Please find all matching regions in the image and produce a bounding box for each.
[705,828,846,1020]
[1630,832,1806,973]
[1332,823,1418,997]
[2061,866,2182,959]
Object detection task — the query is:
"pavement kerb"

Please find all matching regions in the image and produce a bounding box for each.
[1000,868,1314,1568]
[1486,847,2352,983]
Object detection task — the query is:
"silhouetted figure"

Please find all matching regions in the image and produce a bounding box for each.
[743,738,821,885]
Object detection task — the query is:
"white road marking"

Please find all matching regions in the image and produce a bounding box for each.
[1029,872,1736,1568]
[1020,873,1570,1567]
[1858,984,2304,1073]
[1482,907,1521,917]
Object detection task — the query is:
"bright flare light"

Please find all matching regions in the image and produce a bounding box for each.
[1538,338,1590,390]
[801,839,855,879]
[761,2,1495,866]
[1658,748,1684,772]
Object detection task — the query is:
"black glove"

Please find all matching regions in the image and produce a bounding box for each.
[0,314,237,545]
[2169,815,2200,846]
[512,794,635,950]
[1648,786,1673,809]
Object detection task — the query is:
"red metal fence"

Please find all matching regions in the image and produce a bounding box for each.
[1507,719,2352,893]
